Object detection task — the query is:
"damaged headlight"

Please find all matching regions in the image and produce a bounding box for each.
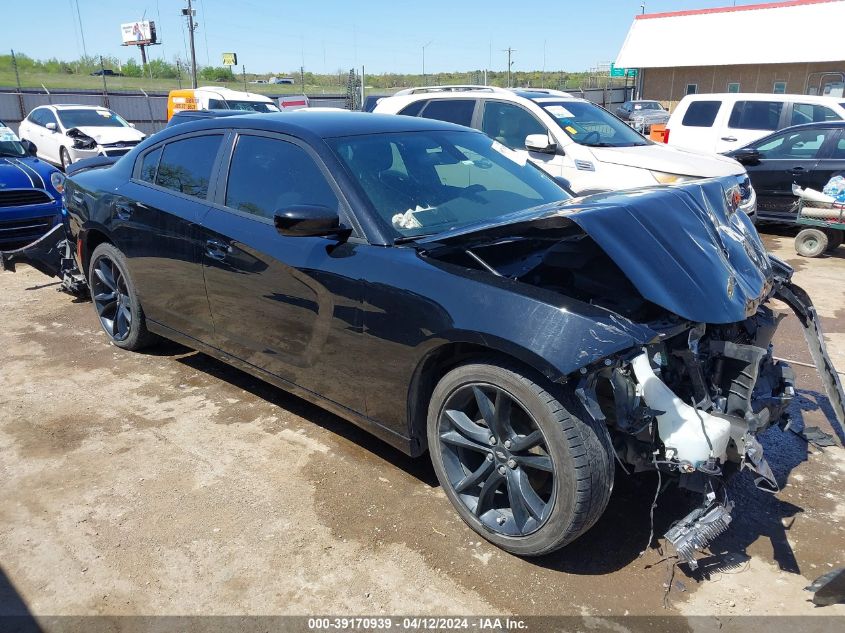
[66,128,97,151]
[650,170,698,185]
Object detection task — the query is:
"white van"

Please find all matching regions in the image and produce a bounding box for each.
[665,93,845,154]
[375,86,757,215]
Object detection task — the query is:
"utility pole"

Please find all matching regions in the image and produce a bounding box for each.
[422,40,433,84]
[503,47,516,88]
[73,0,88,58]
[183,0,198,88]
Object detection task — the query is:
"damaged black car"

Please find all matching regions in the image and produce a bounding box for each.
[3,112,843,564]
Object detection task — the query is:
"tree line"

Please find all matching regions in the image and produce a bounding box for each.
[1,52,627,91]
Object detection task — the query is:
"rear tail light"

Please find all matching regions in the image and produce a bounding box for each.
[663,128,670,144]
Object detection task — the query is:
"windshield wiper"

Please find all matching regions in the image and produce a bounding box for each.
[394,233,438,244]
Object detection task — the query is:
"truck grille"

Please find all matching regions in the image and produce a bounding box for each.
[0,215,59,250]
[0,189,53,208]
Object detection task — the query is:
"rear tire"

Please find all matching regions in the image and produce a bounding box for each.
[88,243,156,351]
[795,228,828,257]
[427,361,614,557]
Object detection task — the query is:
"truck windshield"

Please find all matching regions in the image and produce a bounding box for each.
[540,101,650,147]
[211,100,280,113]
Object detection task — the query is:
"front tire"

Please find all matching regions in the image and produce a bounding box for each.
[427,361,614,557]
[60,147,72,171]
[88,243,156,350]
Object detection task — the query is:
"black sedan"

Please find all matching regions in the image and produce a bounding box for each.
[728,120,845,222]
[6,111,841,564]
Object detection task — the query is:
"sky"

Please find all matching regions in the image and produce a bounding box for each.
[7,0,767,74]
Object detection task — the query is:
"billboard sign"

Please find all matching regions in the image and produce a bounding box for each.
[121,21,157,45]
[222,53,238,66]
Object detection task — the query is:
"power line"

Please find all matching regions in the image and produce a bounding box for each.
[198,0,211,66]
[73,0,88,58]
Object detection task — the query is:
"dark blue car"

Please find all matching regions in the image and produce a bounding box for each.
[0,120,64,250]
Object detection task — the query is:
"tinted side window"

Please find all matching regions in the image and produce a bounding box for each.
[728,101,783,130]
[398,100,427,117]
[225,135,338,220]
[481,101,546,150]
[833,137,845,159]
[155,135,222,198]
[41,110,58,126]
[139,146,162,183]
[420,100,475,127]
[681,101,720,127]
[28,110,44,126]
[791,103,842,126]
[208,99,226,109]
[754,129,828,159]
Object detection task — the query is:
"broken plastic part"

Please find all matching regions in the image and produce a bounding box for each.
[805,567,845,606]
[630,352,731,465]
[664,495,734,570]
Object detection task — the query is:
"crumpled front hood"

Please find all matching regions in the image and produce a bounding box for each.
[422,178,776,324]
[69,126,145,145]
[589,143,745,178]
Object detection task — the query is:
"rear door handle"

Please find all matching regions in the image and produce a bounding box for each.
[205,239,231,260]
[721,136,738,142]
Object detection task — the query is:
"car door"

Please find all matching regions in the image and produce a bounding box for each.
[479,100,563,178]
[669,99,723,152]
[806,127,845,192]
[199,131,367,413]
[38,109,62,164]
[109,132,223,341]
[716,100,786,153]
[22,110,47,160]
[743,126,833,220]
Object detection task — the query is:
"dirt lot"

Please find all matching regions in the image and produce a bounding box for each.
[1,229,844,625]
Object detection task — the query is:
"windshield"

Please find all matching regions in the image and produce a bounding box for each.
[634,102,663,111]
[222,100,280,113]
[540,101,649,147]
[57,108,130,129]
[329,130,571,239]
[0,126,27,157]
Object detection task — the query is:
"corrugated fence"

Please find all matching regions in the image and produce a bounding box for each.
[0,86,632,137]
[0,89,347,136]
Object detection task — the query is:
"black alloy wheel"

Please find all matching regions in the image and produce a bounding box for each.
[428,362,615,557]
[91,253,132,341]
[437,383,555,537]
[88,243,156,350]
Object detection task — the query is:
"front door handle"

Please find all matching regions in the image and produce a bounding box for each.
[205,239,231,260]
[789,166,806,173]
[721,136,738,142]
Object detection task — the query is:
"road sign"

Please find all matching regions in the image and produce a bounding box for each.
[610,63,625,77]
[222,52,238,66]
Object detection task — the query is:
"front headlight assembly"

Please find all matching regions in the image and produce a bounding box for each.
[650,170,699,185]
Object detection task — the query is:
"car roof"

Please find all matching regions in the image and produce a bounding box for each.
[153,110,474,141]
[681,92,845,103]
[44,104,113,111]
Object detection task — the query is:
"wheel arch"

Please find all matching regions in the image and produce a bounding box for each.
[405,336,567,457]
[80,226,114,278]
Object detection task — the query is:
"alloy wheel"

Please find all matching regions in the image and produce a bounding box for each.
[437,383,556,537]
[91,255,132,341]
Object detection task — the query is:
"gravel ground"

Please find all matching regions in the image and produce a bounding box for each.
[0,229,843,627]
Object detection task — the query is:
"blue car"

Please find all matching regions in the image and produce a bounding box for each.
[0,120,64,250]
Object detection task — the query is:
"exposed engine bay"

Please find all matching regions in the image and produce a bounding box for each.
[421,181,845,569]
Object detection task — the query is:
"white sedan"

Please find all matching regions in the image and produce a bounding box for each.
[18,104,145,170]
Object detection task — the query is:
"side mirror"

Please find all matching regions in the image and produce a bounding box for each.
[129,122,136,128]
[46,122,57,132]
[21,139,37,156]
[732,147,761,165]
[525,133,557,154]
[553,176,575,195]
[274,205,344,237]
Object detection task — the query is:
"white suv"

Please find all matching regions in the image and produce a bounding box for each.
[665,93,845,154]
[374,85,755,215]
[19,104,146,170]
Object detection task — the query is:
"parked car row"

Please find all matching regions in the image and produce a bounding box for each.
[373,85,756,217]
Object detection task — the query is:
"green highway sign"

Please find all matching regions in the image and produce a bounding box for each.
[610,64,638,78]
